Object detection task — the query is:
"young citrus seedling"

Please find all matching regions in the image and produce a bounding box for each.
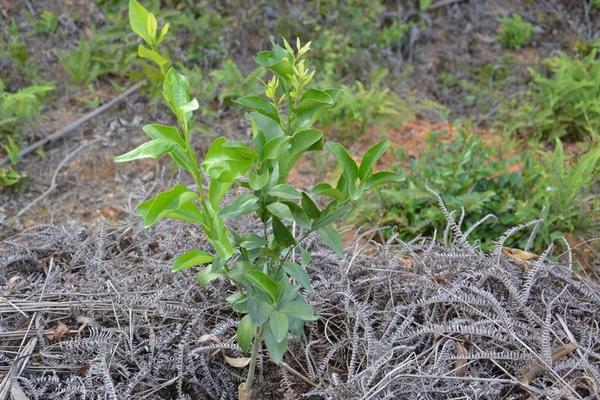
[116,1,403,397]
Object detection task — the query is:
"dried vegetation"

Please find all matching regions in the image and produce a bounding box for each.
[1,210,599,399]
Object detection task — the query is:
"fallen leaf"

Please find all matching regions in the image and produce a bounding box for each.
[503,247,538,261]
[49,322,70,341]
[520,342,577,384]
[455,343,468,377]
[503,247,538,271]
[198,334,221,344]
[224,354,251,368]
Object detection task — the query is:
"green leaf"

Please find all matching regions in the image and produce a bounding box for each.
[365,171,404,190]
[301,247,312,266]
[238,233,268,250]
[142,124,185,147]
[272,216,296,247]
[279,300,319,321]
[358,138,389,181]
[140,124,196,174]
[172,249,213,272]
[129,0,155,46]
[249,169,269,190]
[114,139,173,162]
[208,179,232,208]
[288,317,304,337]
[203,137,256,182]
[264,326,288,363]
[312,183,342,200]
[235,96,280,122]
[318,226,344,255]
[284,202,311,229]
[282,262,311,290]
[157,21,169,44]
[269,184,301,200]
[269,311,289,343]
[245,270,280,302]
[294,88,336,128]
[248,296,274,325]
[263,136,289,160]
[136,184,200,227]
[312,203,351,230]
[200,201,234,259]
[419,0,433,11]
[220,194,259,219]
[327,142,358,182]
[137,44,168,69]
[236,315,256,351]
[196,266,224,287]
[301,192,320,219]
[279,129,324,180]
[248,112,284,141]
[267,202,293,221]
[163,68,196,126]
[227,292,248,313]
[255,40,294,77]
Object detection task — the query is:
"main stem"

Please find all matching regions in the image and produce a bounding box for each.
[239,327,263,400]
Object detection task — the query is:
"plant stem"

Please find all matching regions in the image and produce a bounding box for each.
[239,327,263,399]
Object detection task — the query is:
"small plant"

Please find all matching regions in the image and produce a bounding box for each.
[363,129,599,253]
[376,21,410,49]
[504,50,600,142]
[115,1,401,398]
[34,10,59,35]
[0,79,53,188]
[59,25,137,85]
[498,14,533,49]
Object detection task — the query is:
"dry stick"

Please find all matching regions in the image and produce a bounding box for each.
[0,82,144,167]
[429,0,467,10]
[15,139,100,218]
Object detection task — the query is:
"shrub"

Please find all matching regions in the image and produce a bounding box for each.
[115,1,401,398]
[362,129,599,253]
[498,14,533,49]
[505,50,600,142]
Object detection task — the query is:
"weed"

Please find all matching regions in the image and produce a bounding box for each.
[0,80,53,188]
[498,14,533,49]
[34,10,59,35]
[504,50,600,142]
[377,21,411,49]
[59,22,137,85]
[115,2,401,398]
[363,129,599,253]
[0,167,26,188]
